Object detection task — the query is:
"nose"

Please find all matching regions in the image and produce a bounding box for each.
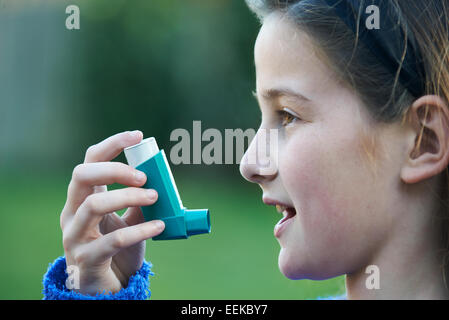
[239,128,278,184]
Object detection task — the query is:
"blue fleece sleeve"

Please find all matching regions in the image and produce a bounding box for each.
[42,256,154,300]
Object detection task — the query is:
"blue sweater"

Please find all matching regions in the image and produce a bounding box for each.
[42,256,153,300]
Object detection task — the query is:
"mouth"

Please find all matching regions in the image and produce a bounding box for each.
[263,198,297,238]
[275,204,297,225]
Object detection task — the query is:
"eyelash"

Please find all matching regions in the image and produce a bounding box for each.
[277,108,300,127]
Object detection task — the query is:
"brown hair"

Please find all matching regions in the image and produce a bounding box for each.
[246,0,449,285]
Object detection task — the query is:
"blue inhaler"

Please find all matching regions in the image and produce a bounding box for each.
[124,137,211,240]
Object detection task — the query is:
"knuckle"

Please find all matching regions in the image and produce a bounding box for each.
[60,205,69,231]
[112,230,126,249]
[67,180,76,197]
[85,144,97,160]
[83,194,101,214]
[62,231,76,253]
[71,164,85,182]
[60,214,66,231]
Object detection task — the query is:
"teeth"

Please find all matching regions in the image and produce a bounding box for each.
[276,204,287,214]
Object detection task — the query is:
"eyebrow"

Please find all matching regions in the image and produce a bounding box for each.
[253,87,311,103]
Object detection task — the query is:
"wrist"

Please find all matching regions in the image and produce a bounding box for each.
[43,256,154,300]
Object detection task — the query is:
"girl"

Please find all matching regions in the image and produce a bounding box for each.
[43,0,449,299]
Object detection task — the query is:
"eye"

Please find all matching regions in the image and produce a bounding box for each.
[278,107,300,127]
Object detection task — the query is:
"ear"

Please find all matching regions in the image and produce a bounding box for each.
[401,95,449,184]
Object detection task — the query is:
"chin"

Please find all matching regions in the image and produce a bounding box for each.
[278,247,307,280]
[278,247,338,281]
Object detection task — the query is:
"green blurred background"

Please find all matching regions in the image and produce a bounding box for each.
[0,0,345,299]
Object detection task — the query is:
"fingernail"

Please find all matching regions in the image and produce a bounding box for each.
[154,220,165,230]
[134,170,146,182]
[146,189,157,200]
[129,130,142,138]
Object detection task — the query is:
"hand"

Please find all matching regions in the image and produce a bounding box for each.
[60,130,165,295]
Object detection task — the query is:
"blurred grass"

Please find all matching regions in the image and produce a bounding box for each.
[0,169,345,299]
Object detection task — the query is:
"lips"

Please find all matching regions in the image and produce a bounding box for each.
[274,206,296,238]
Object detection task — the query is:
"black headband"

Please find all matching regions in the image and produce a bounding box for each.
[322,0,425,97]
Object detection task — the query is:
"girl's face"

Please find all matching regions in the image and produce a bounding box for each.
[240,14,407,280]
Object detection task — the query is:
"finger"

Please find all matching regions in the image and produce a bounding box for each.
[71,188,158,238]
[99,212,128,234]
[84,130,143,163]
[82,220,165,264]
[121,206,145,226]
[72,162,147,187]
[65,162,147,212]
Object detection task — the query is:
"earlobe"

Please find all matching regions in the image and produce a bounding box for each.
[400,95,449,184]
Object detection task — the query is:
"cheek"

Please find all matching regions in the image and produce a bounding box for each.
[281,131,352,227]
[277,127,385,277]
